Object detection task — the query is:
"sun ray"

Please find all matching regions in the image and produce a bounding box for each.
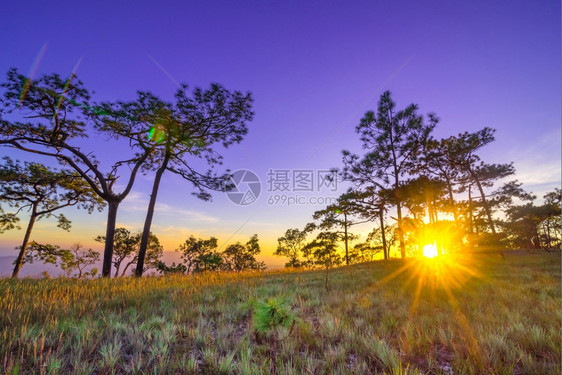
[374,260,418,288]
[409,263,427,315]
[442,281,484,369]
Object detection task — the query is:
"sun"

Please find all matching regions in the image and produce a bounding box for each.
[422,243,438,258]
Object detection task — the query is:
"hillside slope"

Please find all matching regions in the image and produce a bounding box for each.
[1,252,560,374]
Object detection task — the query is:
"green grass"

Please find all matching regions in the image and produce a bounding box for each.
[0,252,560,374]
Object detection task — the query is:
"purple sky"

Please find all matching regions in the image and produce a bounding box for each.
[0,0,560,272]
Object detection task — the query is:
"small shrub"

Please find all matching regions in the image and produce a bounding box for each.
[252,297,295,336]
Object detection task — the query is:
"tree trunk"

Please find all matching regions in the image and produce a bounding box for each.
[470,170,496,235]
[433,200,438,223]
[378,207,388,259]
[428,202,435,224]
[468,185,473,235]
[445,177,458,221]
[102,200,120,277]
[545,220,552,249]
[121,260,134,277]
[136,153,170,277]
[12,207,38,278]
[393,173,406,258]
[343,212,349,265]
[534,226,541,249]
[396,202,406,258]
[114,261,121,278]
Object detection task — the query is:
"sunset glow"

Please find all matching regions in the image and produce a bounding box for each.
[0,2,560,373]
[422,243,438,258]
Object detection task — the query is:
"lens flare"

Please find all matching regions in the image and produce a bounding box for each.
[19,42,49,107]
[148,124,166,143]
[422,243,438,258]
[53,56,83,122]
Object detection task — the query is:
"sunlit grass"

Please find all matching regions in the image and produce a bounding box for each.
[0,252,560,374]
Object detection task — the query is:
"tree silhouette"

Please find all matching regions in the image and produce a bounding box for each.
[274,224,314,267]
[418,137,464,220]
[302,231,343,292]
[0,205,19,233]
[336,187,392,259]
[156,261,187,275]
[342,91,435,258]
[63,244,100,278]
[23,242,73,273]
[178,236,221,273]
[221,234,265,272]
[396,176,448,224]
[504,188,561,249]
[0,69,154,277]
[95,85,253,277]
[312,194,365,265]
[0,157,103,277]
[343,91,438,258]
[95,227,162,277]
[440,128,514,238]
[22,242,98,278]
[357,223,397,260]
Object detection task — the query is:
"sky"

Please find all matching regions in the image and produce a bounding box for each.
[0,0,560,273]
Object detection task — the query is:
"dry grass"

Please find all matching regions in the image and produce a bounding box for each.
[0,252,560,374]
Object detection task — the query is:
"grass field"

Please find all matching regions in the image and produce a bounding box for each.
[0,252,560,374]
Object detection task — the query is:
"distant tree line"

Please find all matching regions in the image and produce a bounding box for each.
[156,233,265,275]
[275,91,561,268]
[15,226,265,278]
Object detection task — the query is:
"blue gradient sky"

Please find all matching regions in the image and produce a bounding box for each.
[0,0,560,271]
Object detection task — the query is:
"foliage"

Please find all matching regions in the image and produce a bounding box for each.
[63,244,100,278]
[437,128,516,238]
[323,92,547,257]
[302,231,343,269]
[0,68,154,277]
[156,261,187,275]
[503,189,561,249]
[95,228,163,277]
[23,242,99,278]
[0,157,103,219]
[274,225,314,267]
[0,205,19,233]
[178,236,222,273]
[252,297,296,336]
[338,187,393,259]
[350,225,396,262]
[221,234,266,272]
[24,242,73,267]
[0,158,103,276]
[312,194,362,265]
[95,85,254,276]
[341,91,436,258]
[252,297,297,374]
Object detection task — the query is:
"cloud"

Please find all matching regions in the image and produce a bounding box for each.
[155,203,219,224]
[507,128,561,192]
[512,155,561,192]
[114,222,137,230]
[120,191,219,224]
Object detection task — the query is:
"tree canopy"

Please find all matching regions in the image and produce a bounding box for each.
[0,157,103,277]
